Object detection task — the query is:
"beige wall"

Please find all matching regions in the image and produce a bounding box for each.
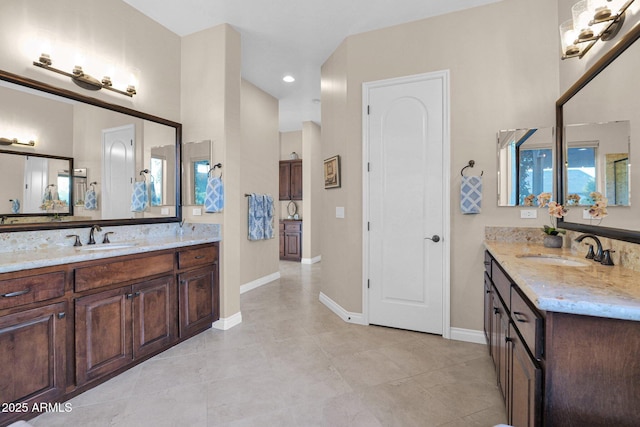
[181,24,243,319]
[321,0,560,332]
[302,121,322,262]
[239,79,280,285]
[0,0,181,122]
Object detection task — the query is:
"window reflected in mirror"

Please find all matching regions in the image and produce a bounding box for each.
[183,140,211,206]
[564,121,630,207]
[497,127,554,206]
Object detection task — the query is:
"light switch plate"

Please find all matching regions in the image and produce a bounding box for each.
[336,207,345,218]
[193,208,202,216]
[161,207,169,215]
[520,209,537,219]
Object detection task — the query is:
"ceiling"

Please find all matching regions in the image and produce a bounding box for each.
[123,0,501,132]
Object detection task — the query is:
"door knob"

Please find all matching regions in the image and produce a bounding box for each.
[425,235,440,242]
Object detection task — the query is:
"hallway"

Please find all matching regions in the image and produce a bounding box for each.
[32,261,507,426]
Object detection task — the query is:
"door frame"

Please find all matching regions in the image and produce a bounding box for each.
[362,70,451,338]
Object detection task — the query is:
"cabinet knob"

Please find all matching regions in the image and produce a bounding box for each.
[57,312,66,319]
[505,336,513,343]
[134,291,141,297]
[126,293,134,299]
[493,307,499,314]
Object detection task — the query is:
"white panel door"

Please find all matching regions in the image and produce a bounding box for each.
[366,72,448,334]
[24,156,49,213]
[102,124,135,219]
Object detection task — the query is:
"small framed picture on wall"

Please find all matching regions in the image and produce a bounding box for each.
[324,155,341,189]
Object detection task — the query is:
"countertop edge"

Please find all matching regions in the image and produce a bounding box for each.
[484,241,640,322]
[0,236,221,274]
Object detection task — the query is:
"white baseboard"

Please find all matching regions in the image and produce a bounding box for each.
[212,311,243,330]
[301,255,322,265]
[240,272,280,294]
[449,327,487,344]
[319,292,367,325]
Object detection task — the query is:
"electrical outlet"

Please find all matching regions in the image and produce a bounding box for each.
[161,207,169,215]
[520,209,537,219]
[336,207,345,218]
[583,209,592,219]
[193,208,202,216]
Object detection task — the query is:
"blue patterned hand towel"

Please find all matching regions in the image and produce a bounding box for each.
[84,189,98,210]
[10,199,20,214]
[461,176,482,214]
[204,176,224,213]
[131,181,148,212]
[248,194,265,240]
[263,195,274,239]
[150,181,161,206]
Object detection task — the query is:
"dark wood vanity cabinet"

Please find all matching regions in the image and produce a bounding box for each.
[0,267,69,427]
[280,220,302,261]
[0,242,219,426]
[279,159,302,200]
[484,251,542,427]
[484,249,639,427]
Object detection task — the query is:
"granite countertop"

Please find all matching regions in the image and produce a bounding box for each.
[484,241,640,322]
[0,234,221,275]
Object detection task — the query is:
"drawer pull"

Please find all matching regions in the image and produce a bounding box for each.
[1,289,31,298]
[195,255,205,260]
[513,311,528,323]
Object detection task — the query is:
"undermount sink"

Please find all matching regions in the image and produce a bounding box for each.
[516,254,589,267]
[78,243,137,251]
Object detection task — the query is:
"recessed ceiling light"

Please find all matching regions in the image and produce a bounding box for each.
[282,75,295,83]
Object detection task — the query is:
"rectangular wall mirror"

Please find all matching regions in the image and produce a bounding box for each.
[497,127,554,206]
[0,69,182,231]
[557,23,640,242]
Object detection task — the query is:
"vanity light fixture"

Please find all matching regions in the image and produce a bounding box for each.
[0,137,35,147]
[560,0,635,59]
[33,54,137,97]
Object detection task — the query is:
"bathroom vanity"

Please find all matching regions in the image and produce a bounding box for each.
[484,241,640,427]
[0,238,219,426]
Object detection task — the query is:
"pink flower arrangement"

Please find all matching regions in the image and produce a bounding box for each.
[587,192,608,219]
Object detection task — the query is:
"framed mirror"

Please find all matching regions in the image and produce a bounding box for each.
[557,23,640,243]
[0,69,182,232]
[497,127,554,206]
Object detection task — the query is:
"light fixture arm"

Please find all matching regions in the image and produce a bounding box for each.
[33,56,136,97]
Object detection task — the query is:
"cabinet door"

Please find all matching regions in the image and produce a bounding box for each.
[279,227,285,258]
[509,330,541,427]
[76,287,132,385]
[290,160,303,200]
[132,276,177,359]
[178,266,215,338]
[492,291,509,408]
[283,231,302,260]
[279,162,292,200]
[0,302,66,415]
[483,273,492,346]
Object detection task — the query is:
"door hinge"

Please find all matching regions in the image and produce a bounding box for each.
[367,105,370,115]
[367,279,370,289]
[130,139,133,146]
[367,162,370,172]
[367,222,370,231]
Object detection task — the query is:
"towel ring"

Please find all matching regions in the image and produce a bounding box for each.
[138,169,150,182]
[208,163,223,178]
[89,181,97,189]
[461,160,483,177]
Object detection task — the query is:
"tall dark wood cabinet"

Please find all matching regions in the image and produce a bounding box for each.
[279,159,302,200]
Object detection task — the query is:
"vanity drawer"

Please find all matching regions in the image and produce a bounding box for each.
[284,221,302,232]
[511,286,544,359]
[75,253,174,292]
[178,245,218,270]
[0,271,66,310]
[491,260,511,310]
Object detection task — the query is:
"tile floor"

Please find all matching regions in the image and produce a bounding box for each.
[31,261,507,427]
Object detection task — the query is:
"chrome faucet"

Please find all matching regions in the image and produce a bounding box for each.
[88,225,102,245]
[575,234,603,262]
